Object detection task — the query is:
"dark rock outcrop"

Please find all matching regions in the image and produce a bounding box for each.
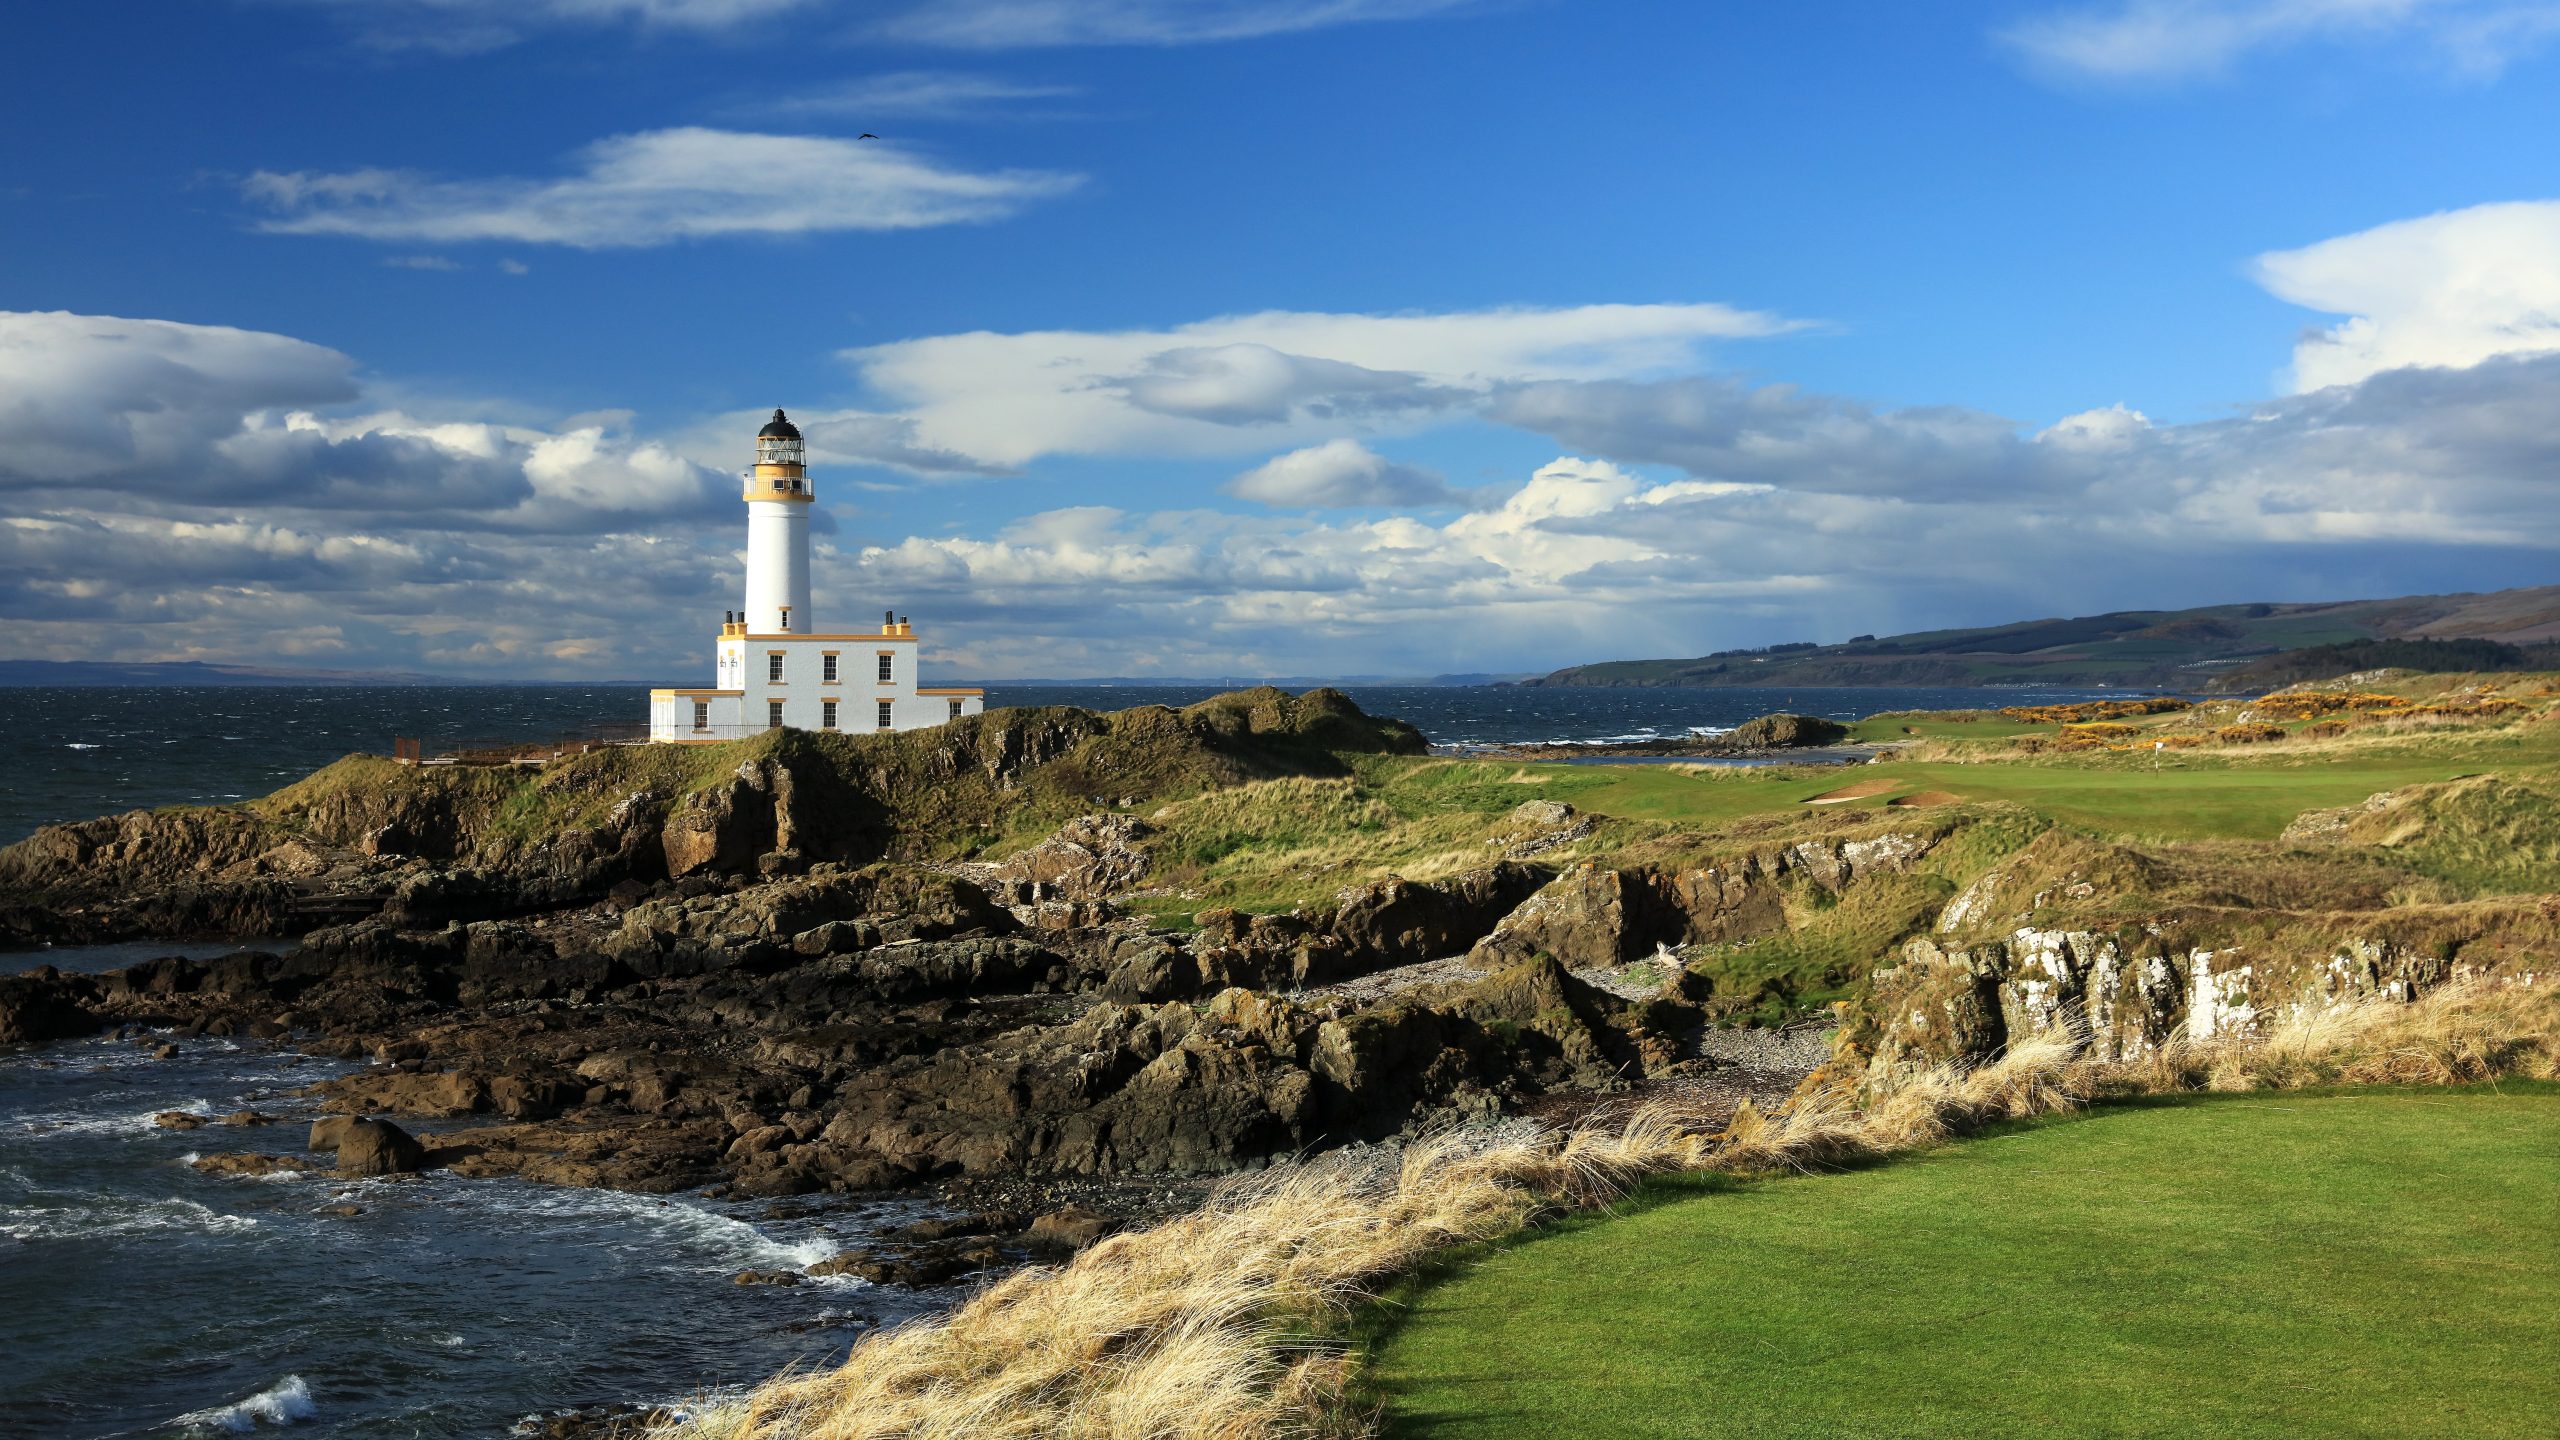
[1721,713,1849,749]
[0,970,99,1045]
[335,1117,428,1177]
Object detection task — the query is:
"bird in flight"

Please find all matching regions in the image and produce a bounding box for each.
[858,133,879,140]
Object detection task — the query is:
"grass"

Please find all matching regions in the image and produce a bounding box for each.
[1366,1085,2560,1440]
[652,981,2560,1440]
[1126,704,2557,917]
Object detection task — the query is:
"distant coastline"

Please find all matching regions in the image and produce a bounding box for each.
[1519,583,2560,692]
[0,659,1541,690]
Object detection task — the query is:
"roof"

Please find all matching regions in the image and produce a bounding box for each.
[757,408,801,441]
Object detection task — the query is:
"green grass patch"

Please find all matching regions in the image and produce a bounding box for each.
[1367,1086,2560,1440]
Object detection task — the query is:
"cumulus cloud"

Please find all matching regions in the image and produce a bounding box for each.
[1226,439,1459,507]
[0,310,726,530]
[793,411,1019,476]
[0,309,867,678]
[2001,0,2560,82]
[2252,199,2560,391]
[1490,375,2074,499]
[841,302,1802,468]
[2037,402,2154,451]
[850,348,2560,675]
[0,311,360,484]
[244,129,1082,248]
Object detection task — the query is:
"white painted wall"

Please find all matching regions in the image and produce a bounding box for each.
[743,499,811,633]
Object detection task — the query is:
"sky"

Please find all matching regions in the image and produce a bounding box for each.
[4,0,2560,682]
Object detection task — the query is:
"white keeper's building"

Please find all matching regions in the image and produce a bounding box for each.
[647,409,983,742]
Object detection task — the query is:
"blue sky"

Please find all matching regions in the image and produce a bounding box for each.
[5,0,2560,680]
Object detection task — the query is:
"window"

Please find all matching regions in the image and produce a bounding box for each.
[876,652,894,683]
[778,606,791,632]
[821,699,838,730]
[948,698,963,720]
[767,653,784,683]
[877,700,894,730]
[768,699,785,729]
[822,653,838,683]
[692,700,709,732]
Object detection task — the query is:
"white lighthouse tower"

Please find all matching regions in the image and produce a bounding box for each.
[743,409,814,634]
[647,409,984,742]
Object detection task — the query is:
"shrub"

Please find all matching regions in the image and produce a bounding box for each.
[2215,723,2288,745]
[1996,698,2191,725]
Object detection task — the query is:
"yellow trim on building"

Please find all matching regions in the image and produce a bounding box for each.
[916,687,986,696]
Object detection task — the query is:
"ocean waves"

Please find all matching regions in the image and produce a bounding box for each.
[172,1375,317,1433]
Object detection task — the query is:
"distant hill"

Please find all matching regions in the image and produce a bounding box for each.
[1523,585,2560,692]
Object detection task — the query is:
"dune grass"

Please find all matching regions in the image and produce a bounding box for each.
[653,982,2560,1440]
[1365,1085,2560,1440]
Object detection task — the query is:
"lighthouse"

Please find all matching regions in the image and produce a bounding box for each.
[743,409,814,634]
[647,409,984,741]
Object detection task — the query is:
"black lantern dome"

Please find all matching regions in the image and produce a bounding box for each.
[757,408,802,441]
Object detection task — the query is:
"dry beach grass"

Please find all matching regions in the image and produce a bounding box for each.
[658,978,2558,1440]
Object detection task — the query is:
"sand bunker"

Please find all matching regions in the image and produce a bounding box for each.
[1887,789,1963,807]
[1803,778,1900,804]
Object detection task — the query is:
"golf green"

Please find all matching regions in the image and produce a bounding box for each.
[1370,1089,2560,1439]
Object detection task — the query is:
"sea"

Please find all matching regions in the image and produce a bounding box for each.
[0,681,2139,1437]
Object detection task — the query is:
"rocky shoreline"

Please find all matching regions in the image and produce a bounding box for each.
[1444,711,1878,763]
[0,690,1852,1312]
[6,686,2533,1332]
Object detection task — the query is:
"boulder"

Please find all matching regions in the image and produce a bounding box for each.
[1026,1204,1119,1250]
[0,971,98,1046]
[192,1152,315,1178]
[1468,865,1658,967]
[1722,713,1849,749]
[661,765,779,878]
[335,1117,428,1177]
[1328,863,1550,967]
[964,813,1156,902]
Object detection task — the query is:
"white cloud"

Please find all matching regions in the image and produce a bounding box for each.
[842,302,1803,468]
[0,310,726,530]
[2001,0,2560,82]
[1227,438,1458,507]
[281,0,1486,51]
[1491,375,2064,499]
[244,128,1082,248]
[2253,199,2560,391]
[850,346,2560,675]
[757,71,1083,120]
[2037,402,2154,451]
[1116,344,1469,425]
[0,311,359,484]
[875,0,1488,48]
[381,254,463,271]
